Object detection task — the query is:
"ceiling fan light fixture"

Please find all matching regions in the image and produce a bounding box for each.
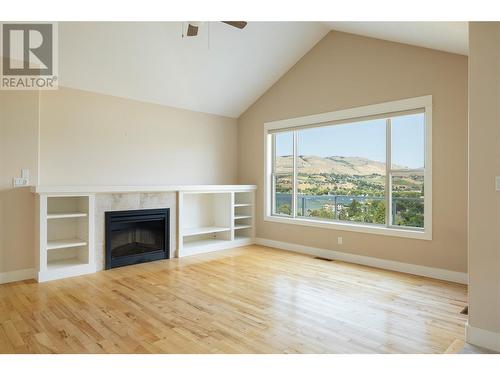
[183,21,247,38]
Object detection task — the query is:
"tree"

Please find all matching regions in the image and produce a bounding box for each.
[277,203,291,215]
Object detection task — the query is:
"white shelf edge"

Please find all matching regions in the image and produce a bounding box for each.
[47,257,88,269]
[47,212,88,219]
[183,238,231,249]
[47,239,88,250]
[234,215,252,220]
[235,225,252,230]
[234,203,252,207]
[183,226,231,237]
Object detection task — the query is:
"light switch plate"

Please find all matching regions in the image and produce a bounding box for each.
[496,176,500,191]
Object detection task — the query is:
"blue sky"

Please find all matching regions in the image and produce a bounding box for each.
[275,113,425,169]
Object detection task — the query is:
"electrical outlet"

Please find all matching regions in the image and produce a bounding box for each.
[496,176,500,191]
[337,236,343,245]
[12,177,29,188]
[12,169,30,188]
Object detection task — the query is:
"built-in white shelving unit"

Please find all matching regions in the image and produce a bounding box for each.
[37,194,95,282]
[178,188,255,257]
[32,185,256,283]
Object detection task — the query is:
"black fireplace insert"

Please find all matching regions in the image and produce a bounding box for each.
[105,208,169,269]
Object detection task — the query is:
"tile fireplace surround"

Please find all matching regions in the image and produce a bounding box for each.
[95,192,176,271]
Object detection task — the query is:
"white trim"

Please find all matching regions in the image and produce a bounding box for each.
[0,268,36,284]
[386,118,392,226]
[466,323,500,352]
[292,131,298,217]
[37,264,97,283]
[264,215,430,240]
[264,96,432,131]
[263,95,432,240]
[32,185,257,194]
[255,237,467,284]
[37,89,41,186]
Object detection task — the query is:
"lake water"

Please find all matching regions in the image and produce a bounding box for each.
[276,193,384,211]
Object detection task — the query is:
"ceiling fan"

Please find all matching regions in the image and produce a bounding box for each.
[184,21,247,37]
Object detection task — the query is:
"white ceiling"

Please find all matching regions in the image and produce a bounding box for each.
[325,22,468,56]
[59,22,329,118]
[58,22,468,118]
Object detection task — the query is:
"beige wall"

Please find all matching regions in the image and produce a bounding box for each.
[39,87,238,186]
[238,31,468,272]
[0,91,39,273]
[1,87,238,274]
[468,22,500,335]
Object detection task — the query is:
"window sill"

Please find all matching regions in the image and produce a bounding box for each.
[264,215,432,240]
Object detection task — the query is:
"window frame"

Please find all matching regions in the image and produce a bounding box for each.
[263,96,432,240]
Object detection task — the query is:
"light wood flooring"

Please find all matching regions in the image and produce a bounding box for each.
[0,245,468,353]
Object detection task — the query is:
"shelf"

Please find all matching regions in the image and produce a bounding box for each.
[234,203,252,207]
[47,239,87,250]
[183,226,231,237]
[47,257,88,270]
[47,212,88,219]
[183,238,231,249]
[234,224,252,230]
[234,215,252,220]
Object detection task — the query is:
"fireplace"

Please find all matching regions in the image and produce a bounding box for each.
[105,208,169,269]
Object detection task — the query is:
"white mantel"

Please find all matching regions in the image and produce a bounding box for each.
[32,185,257,194]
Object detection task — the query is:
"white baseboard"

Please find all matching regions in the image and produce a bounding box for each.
[37,264,97,282]
[466,323,500,352]
[255,237,468,284]
[0,268,36,284]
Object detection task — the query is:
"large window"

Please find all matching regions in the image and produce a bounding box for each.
[265,96,432,240]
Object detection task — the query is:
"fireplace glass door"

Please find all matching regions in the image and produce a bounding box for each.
[105,209,169,269]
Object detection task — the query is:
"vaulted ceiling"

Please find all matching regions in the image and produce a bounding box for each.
[58,22,468,118]
[325,22,468,56]
[59,22,329,118]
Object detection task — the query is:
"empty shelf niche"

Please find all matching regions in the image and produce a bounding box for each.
[46,196,90,269]
[182,192,232,236]
[183,231,232,250]
[47,196,89,219]
[234,226,253,241]
[181,192,232,252]
[47,245,89,270]
[234,191,253,206]
[233,192,253,241]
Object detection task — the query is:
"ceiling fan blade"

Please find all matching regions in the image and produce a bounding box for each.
[186,23,199,36]
[221,21,247,29]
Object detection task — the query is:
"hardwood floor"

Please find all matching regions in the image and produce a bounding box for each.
[0,245,467,354]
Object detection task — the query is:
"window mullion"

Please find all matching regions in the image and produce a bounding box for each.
[292,131,298,218]
[385,119,392,227]
[271,135,276,215]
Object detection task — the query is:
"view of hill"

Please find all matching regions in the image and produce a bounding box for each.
[274,155,425,228]
[275,154,424,197]
[276,155,412,175]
